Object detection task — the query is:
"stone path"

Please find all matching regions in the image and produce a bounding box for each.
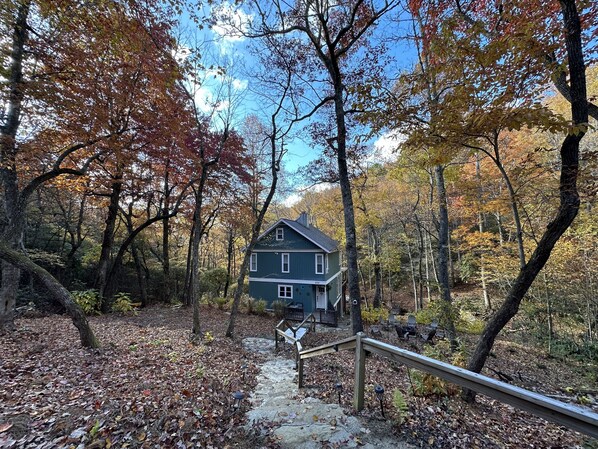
[242,337,414,449]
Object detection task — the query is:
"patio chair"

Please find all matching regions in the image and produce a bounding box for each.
[420,319,438,342]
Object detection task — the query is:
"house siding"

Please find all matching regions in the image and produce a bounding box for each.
[253,224,320,252]
[249,281,315,313]
[248,218,342,316]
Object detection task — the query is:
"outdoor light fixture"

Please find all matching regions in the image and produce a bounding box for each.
[374,385,385,418]
[241,364,248,382]
[334,382,343,405]
[232,391,245,411]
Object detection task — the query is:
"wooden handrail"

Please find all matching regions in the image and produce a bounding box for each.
[297,333,598,439]
[299,335,357,360]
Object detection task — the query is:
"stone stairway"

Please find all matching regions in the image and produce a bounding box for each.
[242,337,414,449]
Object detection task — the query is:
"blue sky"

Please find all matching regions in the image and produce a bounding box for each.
[178,1,418,199]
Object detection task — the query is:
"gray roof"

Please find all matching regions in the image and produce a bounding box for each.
[280,218,339,253]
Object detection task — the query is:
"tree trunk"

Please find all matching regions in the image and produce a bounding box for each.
[370,225,382,308]
[405,239,419,311]
[434,164,457,348]
[0,1,29,331]
[96,170,123,309]
[0,242,99,347]
[0,262,20,332]
[223,228,234,298]
[190,187,204,337]
[162,160,171,302]
[465,0,586,400]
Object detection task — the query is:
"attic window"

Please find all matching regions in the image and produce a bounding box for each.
[276,227,284,240]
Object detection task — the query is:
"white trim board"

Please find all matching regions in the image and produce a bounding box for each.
[249,270,342,286]
[251,249,326,253]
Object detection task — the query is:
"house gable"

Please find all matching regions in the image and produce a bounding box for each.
[253,223,320,251]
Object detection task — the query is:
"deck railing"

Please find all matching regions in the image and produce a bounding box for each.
[275,313,316,368]
[297,332,598,439]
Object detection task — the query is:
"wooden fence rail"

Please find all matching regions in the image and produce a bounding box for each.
[297,332,598,439]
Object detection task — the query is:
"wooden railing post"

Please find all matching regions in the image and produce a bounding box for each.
[275,329,278,351]
[298,358,304,388]
[354,332,366,411]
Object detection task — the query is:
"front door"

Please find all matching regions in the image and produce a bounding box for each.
[316,286,327,310]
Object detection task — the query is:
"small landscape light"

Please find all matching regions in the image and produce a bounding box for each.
[241,364,248,382]
[232,391,245,411]
[374,385,385,418]
[334,382,343,405]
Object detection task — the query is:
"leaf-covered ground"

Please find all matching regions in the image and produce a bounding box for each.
[1,306,596,448]
[298,325,598,449]
[0,306,278,448]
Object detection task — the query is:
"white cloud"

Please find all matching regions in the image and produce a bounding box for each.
[232,78,248,90]
[283,193,302,207]
[211,3,252,43]
[371,129,404,164]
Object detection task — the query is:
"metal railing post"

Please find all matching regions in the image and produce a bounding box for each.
[354,332,366,411]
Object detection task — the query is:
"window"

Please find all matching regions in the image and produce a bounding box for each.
[278,284,293,299]
[315,253,324,274]
[276,227,284,240]
[281,253,290,273]
[325,254,329,273]
[250,253,257,272]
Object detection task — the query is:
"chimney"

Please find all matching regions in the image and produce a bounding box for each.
[297,211,309,228]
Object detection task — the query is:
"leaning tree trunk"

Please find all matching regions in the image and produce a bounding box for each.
[0,242,99,347]
[464,0,587,400]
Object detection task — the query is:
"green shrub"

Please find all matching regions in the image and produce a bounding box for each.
[242,295,256,314]
[254,299,267,315]
[199,267,228,297]
[272,300,287,318]
[112,292,136,314]
[361,307,389,324]
[214,297,230,310]
[410,341,465,396]
[392,389,409,425]
[456,311,485,334]
[71,289,101,315]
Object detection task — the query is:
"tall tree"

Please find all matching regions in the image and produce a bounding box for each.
[245,0,400,334]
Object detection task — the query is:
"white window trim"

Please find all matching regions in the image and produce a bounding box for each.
[281,253,290,273]
[250,253,257,272]
[315,253,324,274]
[276,227,284,240]
[278,284,293,299]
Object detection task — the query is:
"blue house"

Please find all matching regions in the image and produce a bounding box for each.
[248,212,345,322]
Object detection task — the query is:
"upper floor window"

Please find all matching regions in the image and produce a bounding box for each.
[325,254,329,273]
[250,253,257,272]
[276,227,284,240]
[315,253,324,274]
[282,253,290,273]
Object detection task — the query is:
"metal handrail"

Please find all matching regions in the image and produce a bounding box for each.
[297,333,598,439]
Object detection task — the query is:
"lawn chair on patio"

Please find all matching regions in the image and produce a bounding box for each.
[395,315,418,340]
[370,325,383,337]
[420,319,438,342]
